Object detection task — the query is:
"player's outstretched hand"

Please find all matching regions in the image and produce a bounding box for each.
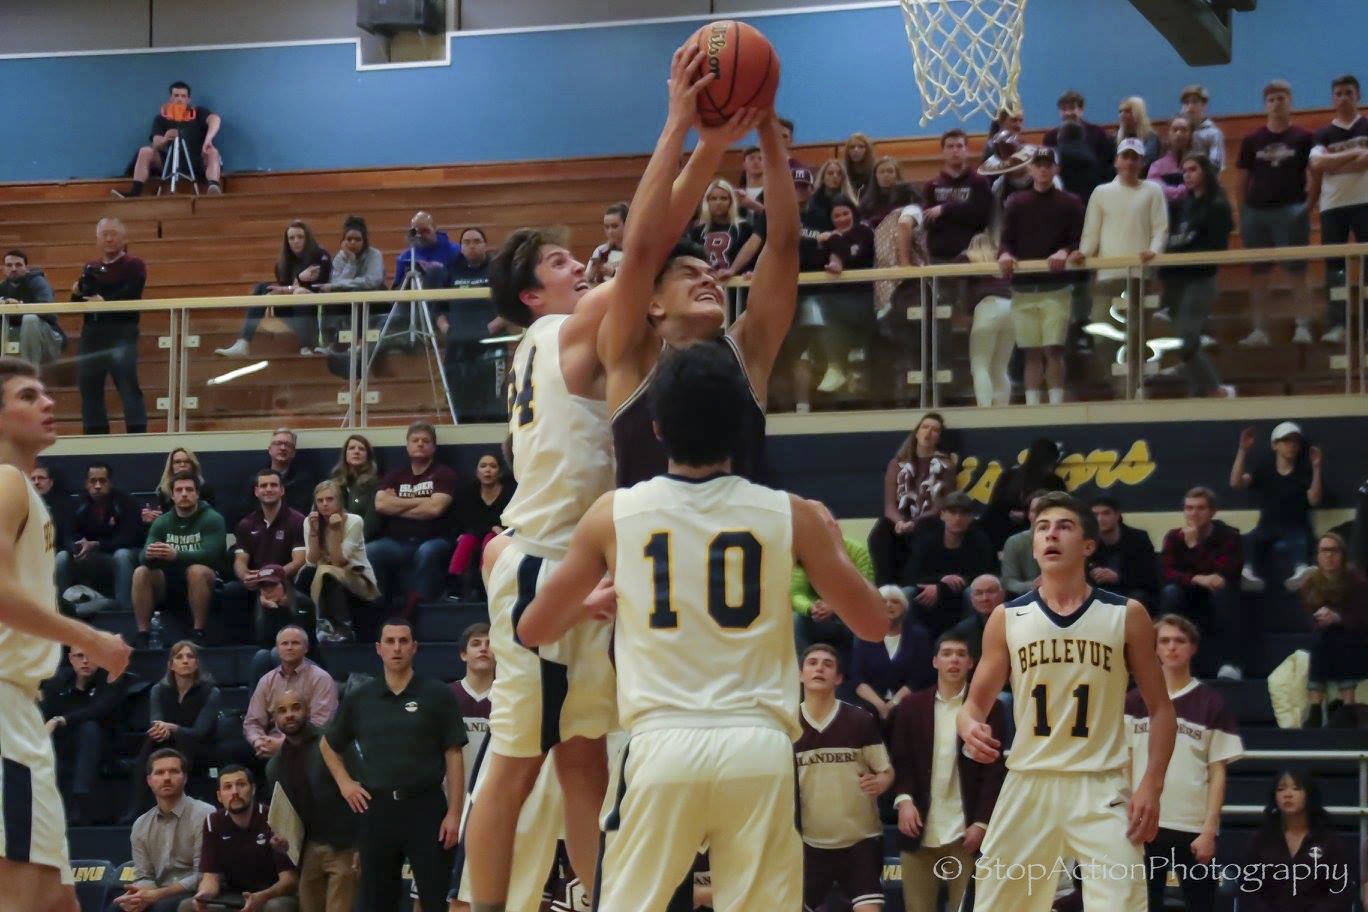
[1126,782,1160,845]
[665,42,714,131]
[699,106,766,149]
[88,629,132,680]
[959,719,1000,764]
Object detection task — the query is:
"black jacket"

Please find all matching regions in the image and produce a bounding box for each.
[1089,523,1160,607]
[1162,190,1233,279]
[68,488,142,554]
[266,724,360,850]
[41,667,126,725]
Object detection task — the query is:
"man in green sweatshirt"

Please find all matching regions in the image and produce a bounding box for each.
[792,504,875,656]
[131,471,226,646]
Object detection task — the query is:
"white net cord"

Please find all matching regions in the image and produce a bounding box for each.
[900,0,1027,124]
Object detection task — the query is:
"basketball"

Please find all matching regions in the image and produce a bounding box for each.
[691,20,780,126]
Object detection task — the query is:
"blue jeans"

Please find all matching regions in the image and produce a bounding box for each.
[365,537,452,608]
[1245,523,1311,587]
[55,547,137,611]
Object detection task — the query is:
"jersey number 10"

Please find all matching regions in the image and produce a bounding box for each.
[643,530,762,630]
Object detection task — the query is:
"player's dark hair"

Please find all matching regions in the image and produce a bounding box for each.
[379,617,415,639]
[604,202,629,222]
[654,241,710,287]
[489,227,567,328]
[4,249,27,263]
[169,470,200,492]
[217,764,254,787]
[1027,489,1054,511]
[1090,494,1121,513]
[1257,768,1331,838]
[1033,491,1098,541]
[934,631,972,654]
[86,461,113,480]
[169,80,191,95]
[147,748,187,776]
[1057,89,1084,108]
[1331,74,1360,94]
[1184,486,1216,508]
[461,622,491,652]
[649,343,749,468]
[940,128,967,147]
[801,642,841,672]
[0,356,38,411]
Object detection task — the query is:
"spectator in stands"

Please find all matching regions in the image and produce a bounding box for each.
[793,507,873,658]
[979,132,1038,243]
[133,472,227,646]
[794,644,893,912]
[58,462,139,615]
[1237,80,1316,349]
[124,641,222,823]
[1159,486,1245,678]
[1088,496,1159,608]
[961,232,1014,407]
[185,766,299,912]
[736,145,765,211]
[858,156,918,228]
[243,625,337,761]
[316,215,384,295]
[329,434,382,541]
[228,469,307,644]
[140,448,214,534]
[1309,74,1368,346]
[989,106,1025,138]
[246,570,321,678]
[890,632,1006,912]
[1239,769,1356,911]
[257,428,317,515]
[393,211,460,291]
[216,221,331,358]
[265,691,360,912]
[1001,490,1049,596]
[1147,114,1196,206]
[1076,136,1169,285]
[1230,422,1321,590]
[923,129,992,262]
[1180,85,1226,172]
[448,452,514,598]
[115,748,214,912]
[689,180,756,278]
[1127,614,1244,912]
[903,492,996,636]
[981,438,1064,551]
[1043,90,1116,188]
[30,462,73,551]
[306,480,377,644]
[1,249,63,366]
[850,585,932,720]
[998,146,1085,406]
[586,202,628,285]
[368,421,456,615]
[947,574,1005,658]
[1295,532,1368,727]
[435,226,503,420]
[41,646,125,825]
[1161,152,1235,398]
[842,133,877,196]
[114,81,223,198]
[1054,119,1107,209]
[812,194,876,396]
[452,623,494,792]
[867,411,957,585]
[810,159,860,224]
[1115,96,1161,171]
[72,216,148,434]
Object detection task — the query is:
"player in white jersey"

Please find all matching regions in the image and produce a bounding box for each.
[464,44,763,911]
[0,358,131,912]
[517,344,888,912]
[957,491,1175,912]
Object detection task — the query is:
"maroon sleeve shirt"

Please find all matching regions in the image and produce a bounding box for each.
[379,463,458,541]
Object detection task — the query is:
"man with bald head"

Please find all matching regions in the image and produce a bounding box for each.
[394,211,462,290]
[948,574,1005,659]
[71,217,148,434]
[266,691,359,912]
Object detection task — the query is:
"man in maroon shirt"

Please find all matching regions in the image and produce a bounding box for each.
[998,147,1085,406]
[71,217,147,434]
[366,421,457,615]
[229,469,307,645]
[1157,487,1247,679]
[1043,90,1117,187]
[923,129,993,263]
[189,766,298,911]
[1236,79,1316,348]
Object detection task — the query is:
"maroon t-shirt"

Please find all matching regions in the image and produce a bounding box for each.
[234,506,306,570]
[1237,125,1314,208]
[922,170,993,261]
[199,804,294,893]
[379,462,457,541]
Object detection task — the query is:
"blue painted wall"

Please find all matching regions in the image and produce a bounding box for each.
[2,0,1364,181]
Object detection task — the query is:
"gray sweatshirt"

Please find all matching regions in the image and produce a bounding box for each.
[325,246,385,292]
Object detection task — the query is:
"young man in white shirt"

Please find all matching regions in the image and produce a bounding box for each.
[1309,73,1368,345]
[1125,614,1243,912]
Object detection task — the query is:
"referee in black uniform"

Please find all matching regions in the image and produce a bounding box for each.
[320,616,465,910]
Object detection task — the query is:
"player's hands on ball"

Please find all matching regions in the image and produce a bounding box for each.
[1126,782,1161,845]
[665,43,715,131]
[897,801,923,838]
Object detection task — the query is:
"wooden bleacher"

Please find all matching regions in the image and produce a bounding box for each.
[0,108,1354,431]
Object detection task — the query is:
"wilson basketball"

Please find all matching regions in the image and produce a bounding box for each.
[692,20,780,127]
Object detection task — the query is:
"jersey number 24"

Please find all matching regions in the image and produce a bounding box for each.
[643,530,761,630]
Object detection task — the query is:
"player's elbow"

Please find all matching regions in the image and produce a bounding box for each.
[515,604,551,647]
[847,598,891,642]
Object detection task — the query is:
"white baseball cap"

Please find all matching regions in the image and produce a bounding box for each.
[1270,421,1303,442]
[1117,137,1147,157]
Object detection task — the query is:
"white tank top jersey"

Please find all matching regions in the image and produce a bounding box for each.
[500,314,614,560]
[0,475,62,696]
[612,473,799,739]
[1002,587,1131,773]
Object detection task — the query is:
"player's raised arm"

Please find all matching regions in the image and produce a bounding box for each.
[957,605,1008,764]
[0,466,130,678]
[790,495,886,642]
[729,114,799,396]
[517,491,617,647]
[1123,599,1176,845]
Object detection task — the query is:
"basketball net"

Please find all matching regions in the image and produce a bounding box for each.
[900,0,1026,124]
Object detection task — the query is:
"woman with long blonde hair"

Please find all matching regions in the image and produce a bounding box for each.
[811,158,860,223]
[1117,95,1161,169]
[842,132,877,196]
[688,178,757,278]
[143,447,216,526]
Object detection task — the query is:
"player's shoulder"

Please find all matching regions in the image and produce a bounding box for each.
[1089,587,1131,608]
[0,462,28,487]
[1004,589,1037,611]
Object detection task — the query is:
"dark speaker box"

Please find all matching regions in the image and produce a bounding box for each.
[357,0,445,35]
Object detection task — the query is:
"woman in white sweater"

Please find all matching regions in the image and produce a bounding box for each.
[304,479,378,642]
